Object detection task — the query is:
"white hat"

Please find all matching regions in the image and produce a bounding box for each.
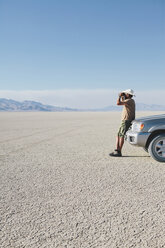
[122,89,135,96]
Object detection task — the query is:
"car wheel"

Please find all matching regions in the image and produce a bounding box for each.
[148,134,165,162]
[143,147,148,153]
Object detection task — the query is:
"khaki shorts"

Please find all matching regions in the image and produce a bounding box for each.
[118,120,132,137]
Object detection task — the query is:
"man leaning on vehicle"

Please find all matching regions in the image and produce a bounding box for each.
[109,89,135,157]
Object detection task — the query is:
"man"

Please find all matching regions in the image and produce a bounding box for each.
[109,89,135,157]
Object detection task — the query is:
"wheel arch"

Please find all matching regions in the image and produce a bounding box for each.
[145,130,165,149]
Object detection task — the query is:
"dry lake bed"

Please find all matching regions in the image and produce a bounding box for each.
[1,112,165,248]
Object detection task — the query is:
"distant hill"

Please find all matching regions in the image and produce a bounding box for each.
[0,98,165,112]
[102,103,165,111]
[136,103,165,111]
[0,98,78,112]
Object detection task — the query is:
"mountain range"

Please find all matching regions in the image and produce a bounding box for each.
[0,98,165,112]
[0,98,78,112]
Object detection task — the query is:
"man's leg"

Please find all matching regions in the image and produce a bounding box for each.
[116,121,131,152]
[116,136,125,151]
[109,135,122,157]
[116,136,120,151]
[118,136,124,152]
[109,122,125,156]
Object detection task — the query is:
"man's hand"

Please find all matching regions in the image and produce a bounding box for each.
[117,93,125,105]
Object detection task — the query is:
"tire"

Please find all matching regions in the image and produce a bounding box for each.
[148,134,165,162]
[143,147,148,153]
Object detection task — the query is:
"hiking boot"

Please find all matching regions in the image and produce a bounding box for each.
[109,149,122,157]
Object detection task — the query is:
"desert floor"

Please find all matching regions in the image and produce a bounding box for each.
[1,112,165,248]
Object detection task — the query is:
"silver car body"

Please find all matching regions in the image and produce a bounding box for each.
[126,114,165,147]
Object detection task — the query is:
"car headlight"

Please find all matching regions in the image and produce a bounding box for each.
[132,122,144,132]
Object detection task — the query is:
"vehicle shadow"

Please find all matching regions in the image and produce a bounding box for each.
[122,155,150,157]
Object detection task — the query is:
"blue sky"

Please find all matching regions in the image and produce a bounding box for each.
[0,0,165,107]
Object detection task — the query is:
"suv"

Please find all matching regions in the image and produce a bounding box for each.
[126,114,165,162]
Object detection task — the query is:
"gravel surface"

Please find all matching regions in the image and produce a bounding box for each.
[1,112,165,248]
